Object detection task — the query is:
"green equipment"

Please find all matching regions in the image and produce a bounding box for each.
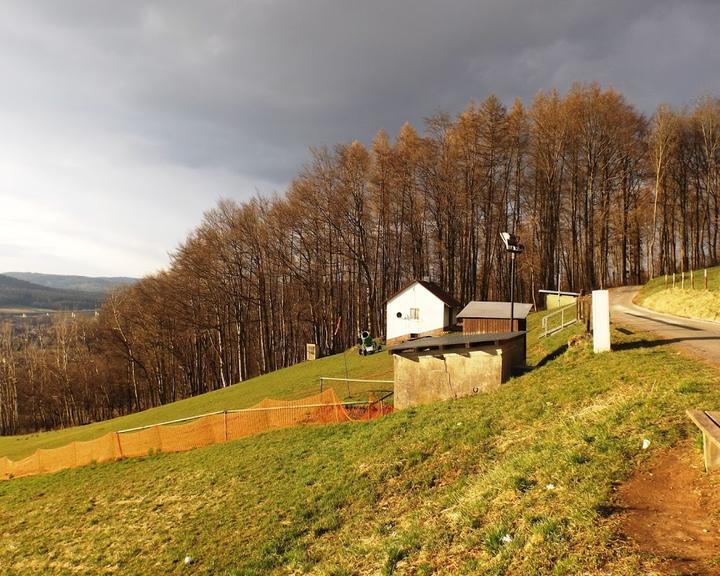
[358,330,381,356]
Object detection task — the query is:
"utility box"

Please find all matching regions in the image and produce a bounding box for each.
[306,343,317,361]
[592,290,611,353]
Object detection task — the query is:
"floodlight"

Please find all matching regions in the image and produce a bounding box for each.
[500,231,524,330]
[500,232,524,254]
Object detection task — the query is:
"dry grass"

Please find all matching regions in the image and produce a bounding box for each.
[636,265,720,321]
[640,288,720,321]
[1,326,717,574]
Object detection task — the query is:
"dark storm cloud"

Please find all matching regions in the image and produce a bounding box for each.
[2,0,719,275]
[11,0,720,183]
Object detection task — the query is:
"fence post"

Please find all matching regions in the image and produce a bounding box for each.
[691,269,695,289]
[664,273,668,287]
[673,273,676,288]
[224,410,228,442]
[682,270,685,290]
[586,297,592,333]
[114,432,123,460]
[705,268,709,290]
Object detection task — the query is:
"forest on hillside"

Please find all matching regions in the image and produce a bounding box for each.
[2,83,720,434]
[0,274,103,310]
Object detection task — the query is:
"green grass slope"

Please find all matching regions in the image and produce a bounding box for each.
[1,323,714,574]
[636,265,720,321]
[0,350,393,461]
[0,310,575,462]
[0,310,572,462]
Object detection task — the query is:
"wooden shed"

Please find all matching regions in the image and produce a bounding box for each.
[457,301,533,334]
[389,332,526,410]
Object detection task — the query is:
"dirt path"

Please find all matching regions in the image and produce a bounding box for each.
[608,288,720,573]
[618,445,720,575]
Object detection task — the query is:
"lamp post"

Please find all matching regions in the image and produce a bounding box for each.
[500,232,524,332]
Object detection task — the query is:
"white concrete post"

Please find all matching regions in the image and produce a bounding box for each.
[592,290,611,353]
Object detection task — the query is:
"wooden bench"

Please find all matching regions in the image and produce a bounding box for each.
[687,409,720,471]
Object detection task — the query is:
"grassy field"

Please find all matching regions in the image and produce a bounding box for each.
[0,311,567,462]
[1,317,715,574]
[0,350,393,461]
[636,264,720,321]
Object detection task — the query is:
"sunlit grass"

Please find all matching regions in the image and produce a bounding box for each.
[0,349,393,461]
[635,265,720,321]
[1,325,713,574]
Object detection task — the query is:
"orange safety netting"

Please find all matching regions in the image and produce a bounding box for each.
[0,388,392,480]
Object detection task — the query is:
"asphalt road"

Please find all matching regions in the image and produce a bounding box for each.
[610,286,720,364]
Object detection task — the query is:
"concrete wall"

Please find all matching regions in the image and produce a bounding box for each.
[394,345,505,410]
[386,283,447,342]
[500,334,526,381]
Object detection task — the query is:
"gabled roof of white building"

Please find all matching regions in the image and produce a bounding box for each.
[457,301,533,320]
[385,279,461,308]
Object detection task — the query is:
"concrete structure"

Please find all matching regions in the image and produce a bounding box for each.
[389,332,526,410]
[539,289,580,310]
[385,280,460,346]
[592,289,611,353]
[457,301,533,334]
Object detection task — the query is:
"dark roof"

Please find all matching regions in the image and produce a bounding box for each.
[456,301,533,320]
[384,279,461,308]
[389,331,525,353]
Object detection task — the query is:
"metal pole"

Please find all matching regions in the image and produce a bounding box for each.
[510,252,516,332]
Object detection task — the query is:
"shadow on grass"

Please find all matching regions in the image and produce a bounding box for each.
[533,343,569,368]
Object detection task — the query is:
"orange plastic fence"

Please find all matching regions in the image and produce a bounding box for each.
[0,389,391,480]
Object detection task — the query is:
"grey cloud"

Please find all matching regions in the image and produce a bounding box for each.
[11,0,718,182]
[2,0,719,274]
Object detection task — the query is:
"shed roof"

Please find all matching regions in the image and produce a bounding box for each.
[389,331,525,353]
[385,279,461,308]
[456,301,533,320]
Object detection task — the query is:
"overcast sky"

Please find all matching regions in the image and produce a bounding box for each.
[2,0,720,277]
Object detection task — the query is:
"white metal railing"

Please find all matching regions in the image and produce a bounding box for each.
[540,302,578,338]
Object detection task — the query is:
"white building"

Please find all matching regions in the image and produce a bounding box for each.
[385,280,460,345]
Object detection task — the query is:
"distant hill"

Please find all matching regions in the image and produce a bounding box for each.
[3,272,136,294]
[0,274,105,310]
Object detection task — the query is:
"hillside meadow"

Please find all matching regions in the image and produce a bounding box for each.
[635,264,720,321]
[1,319,717,574]
[0,311,558,462]
[0,349,393,462]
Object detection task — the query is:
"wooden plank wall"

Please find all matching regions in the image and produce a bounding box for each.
[463,318,526,334]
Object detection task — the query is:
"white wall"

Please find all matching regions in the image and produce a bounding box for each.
[592,289,611,353]
[386,283,448,340]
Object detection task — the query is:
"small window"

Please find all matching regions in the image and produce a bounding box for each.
[409,308,420,320]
